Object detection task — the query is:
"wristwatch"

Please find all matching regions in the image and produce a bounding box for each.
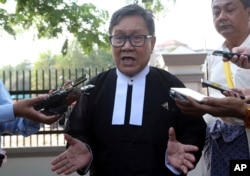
[244,105,250,129]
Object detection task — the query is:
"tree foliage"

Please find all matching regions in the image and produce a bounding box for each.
[33,39,114,70]
[0,0,109,54]
[126,0,176,13]
[31,39,114,87]
[0,0,176,71]
[0,0,177,92]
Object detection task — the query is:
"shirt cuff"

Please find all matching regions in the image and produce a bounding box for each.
[165,151,182,175]
[77,143,93,175]
[0,104,15,123]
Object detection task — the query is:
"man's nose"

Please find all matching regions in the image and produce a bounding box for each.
[217,10,227,20]
[122,38,133,48]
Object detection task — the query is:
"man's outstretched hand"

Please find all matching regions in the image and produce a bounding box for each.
[167,127,199,174]
[51,134,92,175]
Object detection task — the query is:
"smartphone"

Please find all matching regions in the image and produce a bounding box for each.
[169,87,207,102]
[169,89,187,101]
[201,79,231,93]
[212,50,250,61]
[201,79,245,99]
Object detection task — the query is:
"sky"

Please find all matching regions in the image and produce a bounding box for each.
[0,0,224,66]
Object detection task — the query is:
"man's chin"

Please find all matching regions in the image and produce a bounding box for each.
[118,67,138,77]
[219,29,234,38]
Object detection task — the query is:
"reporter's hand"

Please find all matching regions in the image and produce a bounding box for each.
[200,96,247,119]
[228,46,250,69]
[223,87,250,103]
[175,96,248,120]
[174,97,206,117]
[13,95,61,124]
[167,127,198,174]
[51,134,92,175]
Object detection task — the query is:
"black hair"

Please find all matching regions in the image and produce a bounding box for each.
[212,0,250,8]
[108,4,155,35]
[241,0,250,8]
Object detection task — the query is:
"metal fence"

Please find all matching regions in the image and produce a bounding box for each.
[0,67,108,148]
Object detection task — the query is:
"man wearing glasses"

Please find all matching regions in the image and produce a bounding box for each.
[51,4,206,176]
[109,35,153,48]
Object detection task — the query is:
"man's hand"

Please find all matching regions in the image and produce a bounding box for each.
[167,127,199,174]
[13,95,61,124]
[175,96,248,120]
[51,134,92,175]
[200,96,247,119]
[226,46,250,69]
[225,88,250,103]
[174,97,206,117]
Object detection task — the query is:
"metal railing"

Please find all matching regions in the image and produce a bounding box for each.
[0,67,109,148]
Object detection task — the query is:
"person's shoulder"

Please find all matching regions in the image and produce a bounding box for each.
[150,66,168,73]
[149,66,185,86]
[149,66,177,79]
[88,67,116,84]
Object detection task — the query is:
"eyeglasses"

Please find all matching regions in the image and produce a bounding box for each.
[109,35,152,47]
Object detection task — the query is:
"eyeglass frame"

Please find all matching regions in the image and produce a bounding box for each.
[109,35,153,48]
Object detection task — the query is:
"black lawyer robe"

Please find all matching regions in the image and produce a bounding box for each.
[65,67,206,176]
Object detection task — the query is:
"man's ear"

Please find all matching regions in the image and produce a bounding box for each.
[150,36,156,52]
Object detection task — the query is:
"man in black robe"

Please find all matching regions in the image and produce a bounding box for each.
[51,4,206,176]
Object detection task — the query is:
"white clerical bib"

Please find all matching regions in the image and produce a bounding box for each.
[112,66,149,126]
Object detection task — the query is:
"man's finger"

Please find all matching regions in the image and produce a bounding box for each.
[42,114,61,124]
[168,127,176,142]
[29,95,48,105]
[184,152,196,163]
[31,112,60,124]
[184,158,195,168]
[180,165,188,174]
[64,133,78,146]
[183,144,199,152]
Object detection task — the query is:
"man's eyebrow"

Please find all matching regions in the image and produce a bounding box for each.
[213,2,234,9]
[112,30,144,35]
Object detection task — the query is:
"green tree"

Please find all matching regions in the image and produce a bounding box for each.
[31,51,56,90]
[33,51,56,70]
[15,59,32,70]
[54,40,85,69]
[0,0,109,54]
[53,39,114,70]
[126,0,176,13]
[31,39,114,88]
[0,0,176,57]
